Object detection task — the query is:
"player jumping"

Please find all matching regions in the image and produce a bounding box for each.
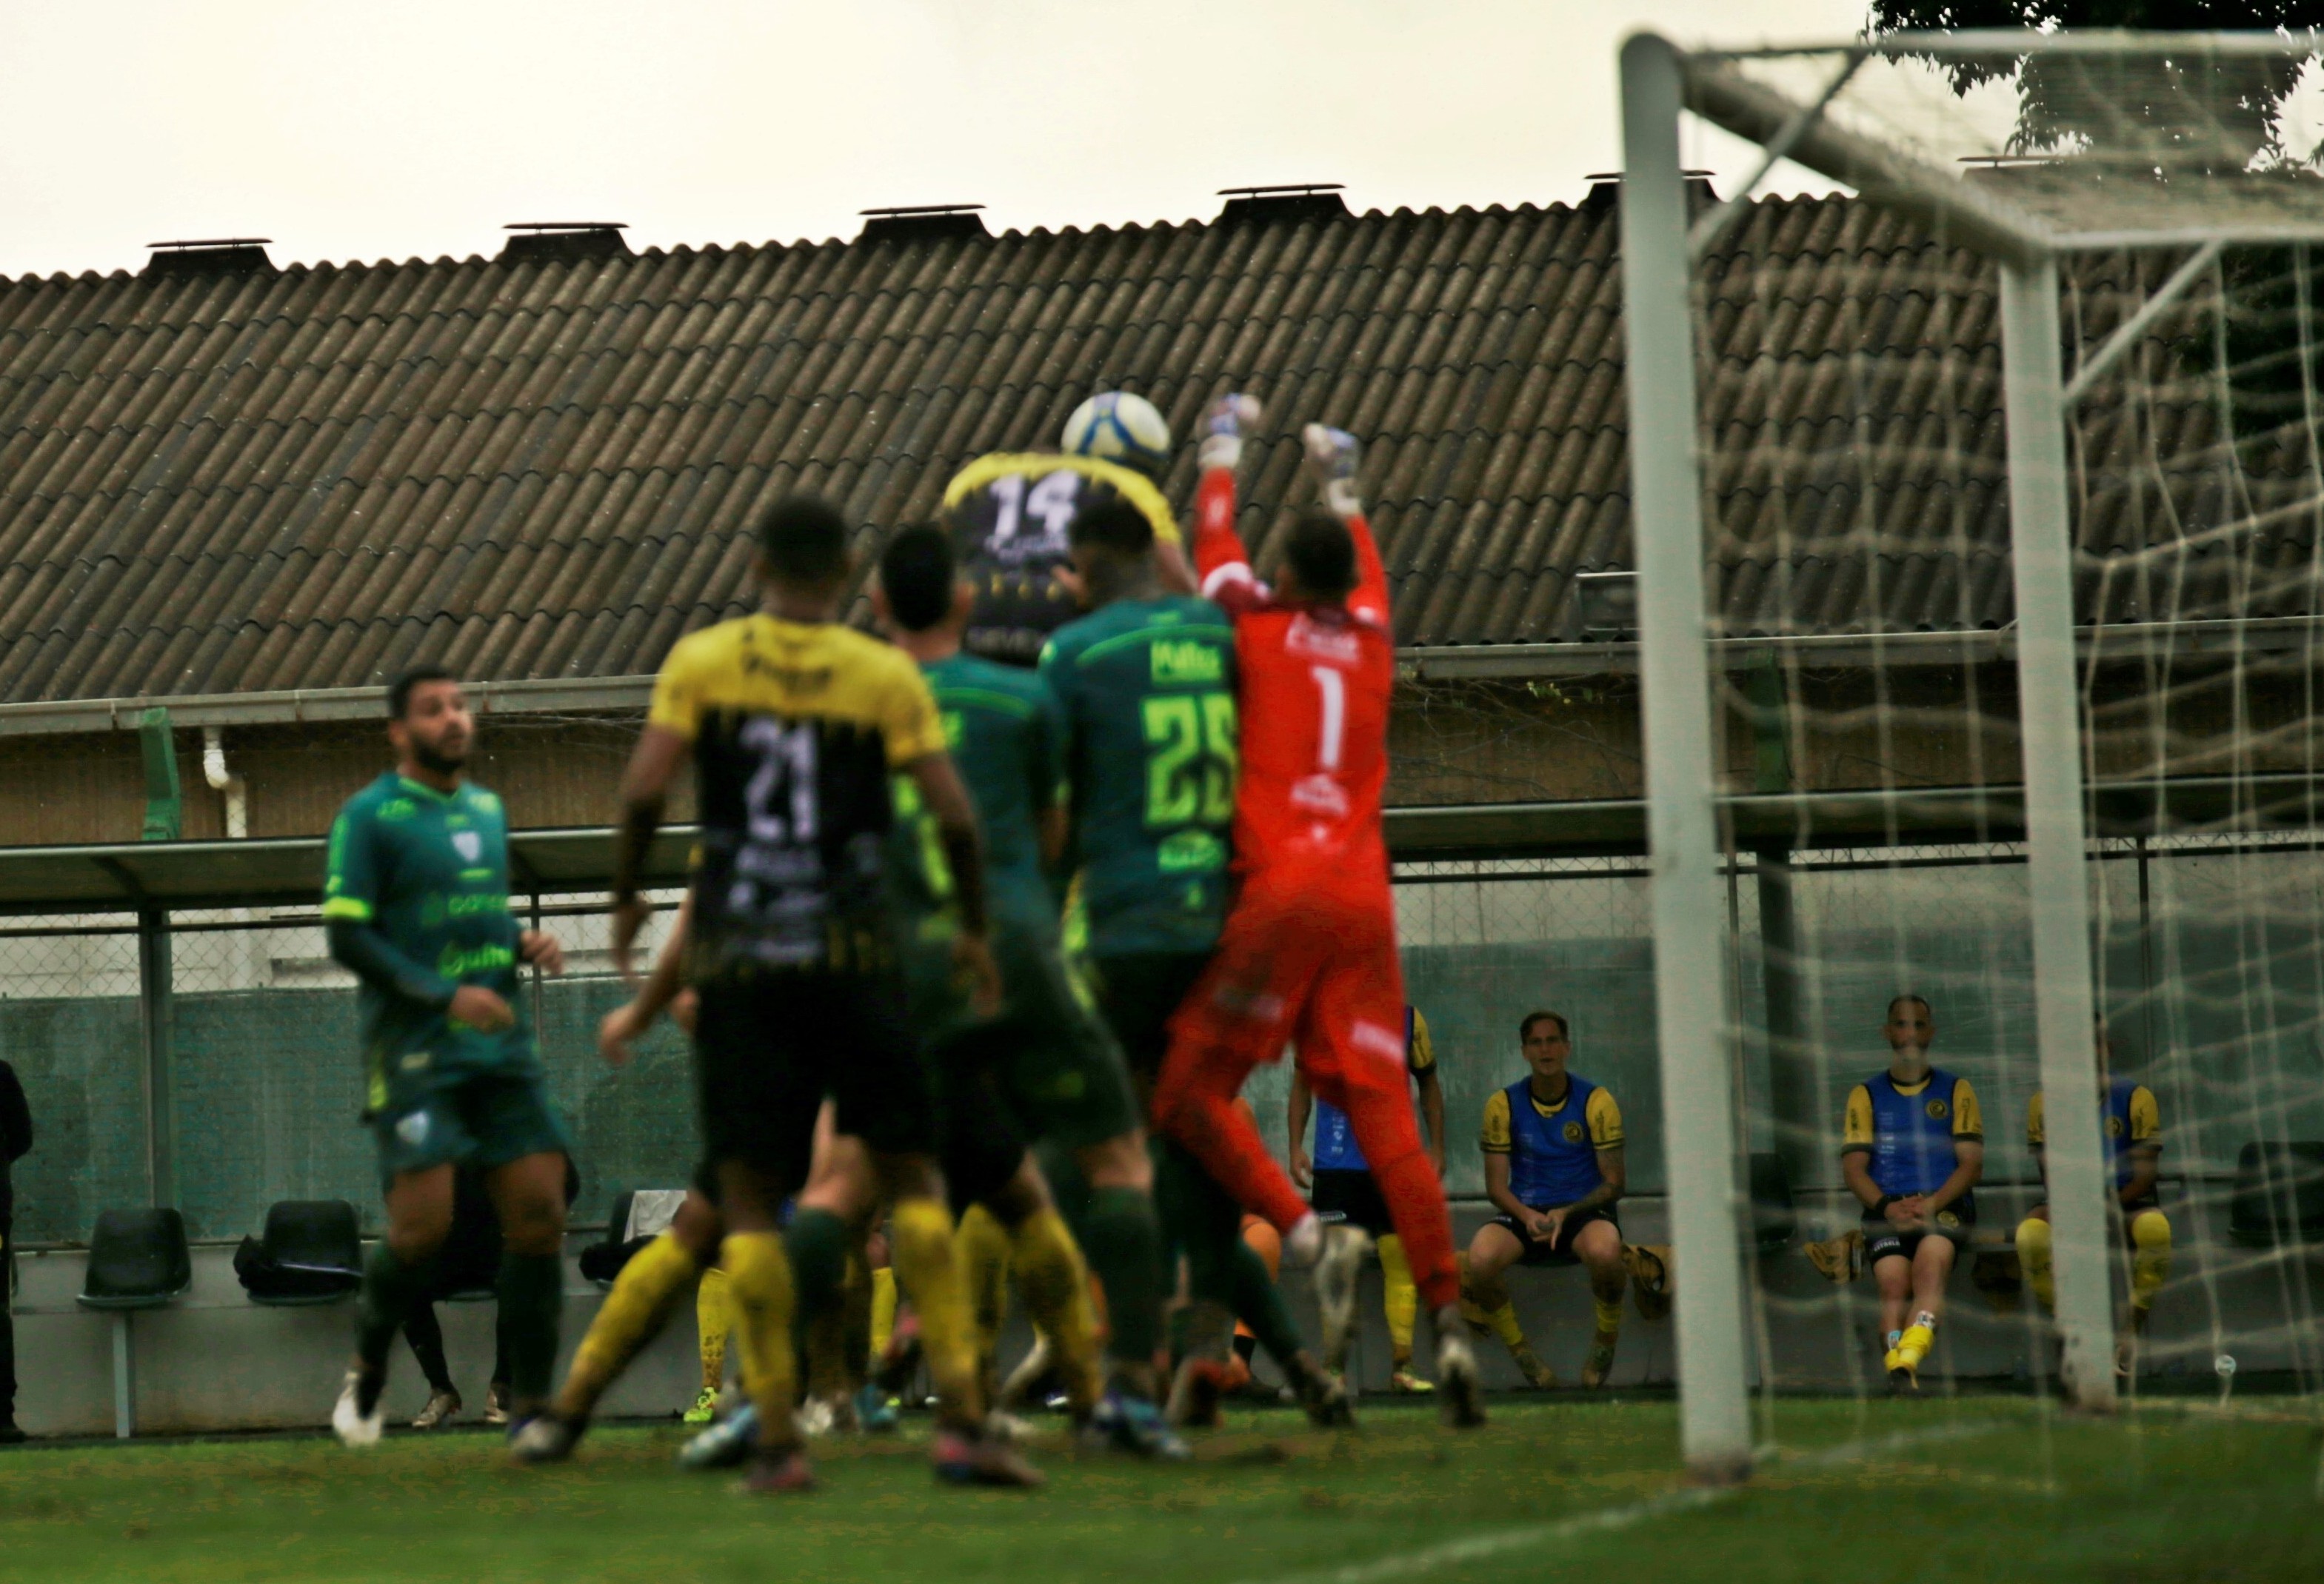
[1151,403,1485,1428]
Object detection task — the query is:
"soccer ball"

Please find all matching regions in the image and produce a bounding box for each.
[1061,391,1172,476]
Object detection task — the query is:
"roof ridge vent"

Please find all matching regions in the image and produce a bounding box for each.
[855,204,990,244]
[1582,171,1719,215]
[143,238,276,279]
[498,222,632,264]
[1215,184,1348,225]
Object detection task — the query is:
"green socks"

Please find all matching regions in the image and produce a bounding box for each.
[1081,1186,1164,1366]
[495,1252,564,1407]
[784,1207,854,1337]
[355,1241,440,1380]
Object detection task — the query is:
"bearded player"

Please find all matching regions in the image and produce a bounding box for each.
[1152,403,1484,1428]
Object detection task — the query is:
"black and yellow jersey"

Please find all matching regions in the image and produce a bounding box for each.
[941,452,1181,666]
[648,613,946,977]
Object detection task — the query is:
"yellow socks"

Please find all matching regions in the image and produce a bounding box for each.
[1378,1234,1418,1364]
[1483,1301,1527,1352]
[721,1231,799,1450]
[556,1231,701,1420]
[1006,1208,1103,1414]
[695,1265,736,1393]
[2016,1214,2055,1311]
[1592,1296,1626,1338]
[889,1197,983,1429]
[1896,1314,1937,1371]
[870,1265,898,1359]
[957,1205,1015,1397]
[2131,1209,2173,1314]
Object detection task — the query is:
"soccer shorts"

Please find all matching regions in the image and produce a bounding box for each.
[372,1066,572,1183]
[692,966,934,1193]
[1486,1206,1620,1269]
[1088,951,1212,1095]
[1167,860,1408,1120]
[1863,1199,1977,1265]
[1312,1168,1395,1237]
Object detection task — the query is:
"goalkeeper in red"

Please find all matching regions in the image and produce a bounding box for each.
[1152,403,1483,1428]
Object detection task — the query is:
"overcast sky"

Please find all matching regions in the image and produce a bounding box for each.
[0,1,1874,278]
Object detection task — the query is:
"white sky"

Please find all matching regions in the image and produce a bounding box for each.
[0,1,1875,279]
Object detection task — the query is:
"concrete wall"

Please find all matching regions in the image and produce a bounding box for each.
[9,1191,2319,1440]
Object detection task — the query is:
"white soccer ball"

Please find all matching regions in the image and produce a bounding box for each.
[1061,391,1172,475]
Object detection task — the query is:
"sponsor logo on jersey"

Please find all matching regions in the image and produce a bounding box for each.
[399,1051,432,1072]
[452,830,483,863]
[1286,614,1360,665]
[1926,1099,1949,1120]
[1150,639,1224,686]
[438,941,517,981]
[738,652,835,694]
[1291,773,1351,818]
[1156,829,1226,874]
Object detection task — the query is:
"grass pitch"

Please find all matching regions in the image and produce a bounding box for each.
[2,1398,2320,1583]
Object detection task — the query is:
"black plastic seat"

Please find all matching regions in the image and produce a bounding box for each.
[2228,1141,2324,1247]
[1749,1152,1797,1254]
[78,1208,192,1311]
[241,1200,362,1306]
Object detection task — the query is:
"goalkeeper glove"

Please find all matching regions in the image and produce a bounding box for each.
[1302,424,1363,520]
[1199,393,1261,473]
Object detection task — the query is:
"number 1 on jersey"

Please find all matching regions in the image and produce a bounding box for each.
[1310,664,1346,772]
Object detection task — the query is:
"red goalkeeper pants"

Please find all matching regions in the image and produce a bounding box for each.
[1154,860,1458,1313]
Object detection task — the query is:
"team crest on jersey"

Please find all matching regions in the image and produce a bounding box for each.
[1926,1099,1949,1120]
[1285,614,1360,665]
[452,830,483,863]
[1563,1121,1586,1144]
[2106,1116,2125,1137]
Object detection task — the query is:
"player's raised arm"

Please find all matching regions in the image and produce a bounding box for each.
[1194,394,1262,595]
[1303,424,1389,624]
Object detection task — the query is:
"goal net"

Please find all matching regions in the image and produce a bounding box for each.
[1618,28,2324,1475]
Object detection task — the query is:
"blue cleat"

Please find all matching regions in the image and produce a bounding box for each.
[677,1403,758,1471]
[1086,1387,1190,1461]
[853,1381,900,1434]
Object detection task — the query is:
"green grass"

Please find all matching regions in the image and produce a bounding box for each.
[1,1398,2320,1583]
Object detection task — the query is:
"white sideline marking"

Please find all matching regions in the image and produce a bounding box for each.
[1238,1420,1997,1584]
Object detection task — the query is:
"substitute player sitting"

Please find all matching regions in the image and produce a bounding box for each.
[2016,1019,2170,1380]
[1152,401,1485,1428]
[1460,1011,1626,1389]
[1843,994,1984,1394]
[1289,1004,1445,1392]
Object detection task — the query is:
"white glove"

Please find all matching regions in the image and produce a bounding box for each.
[1302,424,1363,519]
[1198,393,1263,473]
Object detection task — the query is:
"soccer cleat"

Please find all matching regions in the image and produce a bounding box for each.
[678,1404,759,1471]
[743,1448,817,1494]
[410,1388,461,1430]
[1580,1331,1620,1390]
[483,1381,510,1427]
[1388,1366,1434,1394]
[794,1397,837,1439]
[1509,1342,1557,1390]
[1282,1212,1326,1270]
[1297,1369,1358,1430]
[1166,1355,1229,1429]
[1301,424,1363,518]
[1435,1326,1487,1429]
[853,1381,901,1434]
[332,1369,385,1448]
[932,1428,1045,1488]
[1086,1388,1191,1461]
[983,1408,1037,1446]
[684,1386,720,1426]
[508,1411,585,1465]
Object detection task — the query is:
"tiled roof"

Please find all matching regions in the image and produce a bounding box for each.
[0,192,2309,705]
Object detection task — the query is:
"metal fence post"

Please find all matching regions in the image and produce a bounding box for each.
[138,905,175,1209]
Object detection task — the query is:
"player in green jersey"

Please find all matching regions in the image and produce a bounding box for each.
[1042,492,1349,1429]
[867,524,1181,1457]
[323,666,574,1448]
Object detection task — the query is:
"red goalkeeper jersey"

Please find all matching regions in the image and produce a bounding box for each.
[1192,467,1395,879]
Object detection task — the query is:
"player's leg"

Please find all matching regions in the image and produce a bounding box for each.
[690,1265,735,1423]
[1375,1233,1429,1391]
[545,1186,724,1438]
[1231,1214,1281,1383]
[2124,1207,2171,1376]
[2016,1204,2055,1312]
[1891,1232,1955,1389]
[338,1140,458,1447]
[1870,1240,1914,1383]
[1570,1216,1628,1388]
[404,1300,461,1427]
[479,1146,570,1426]
[1460,1220,1553,1387]
[1312,1189,1375,1380]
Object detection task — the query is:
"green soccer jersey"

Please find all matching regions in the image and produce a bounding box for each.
[323,772,534,1103]
[889,651,1066,936]
[1041,595,1238,957]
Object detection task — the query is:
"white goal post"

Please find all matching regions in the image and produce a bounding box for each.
[1617,27,2324,1478]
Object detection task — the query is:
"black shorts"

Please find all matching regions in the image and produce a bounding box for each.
[692,967,934,1195]
[1089,951,1210,1095]
[1486,1205,1620,1268]
[1864,1199,1977,1266]
[1312,1169,1394,1237]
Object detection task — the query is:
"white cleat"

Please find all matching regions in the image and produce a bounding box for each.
[1435,1323,1487,1430]
[333,1370,385,1448]
[1282,1212,1326,1270]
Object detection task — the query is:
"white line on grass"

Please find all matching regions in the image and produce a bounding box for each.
[1238,1419,2002,1584]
